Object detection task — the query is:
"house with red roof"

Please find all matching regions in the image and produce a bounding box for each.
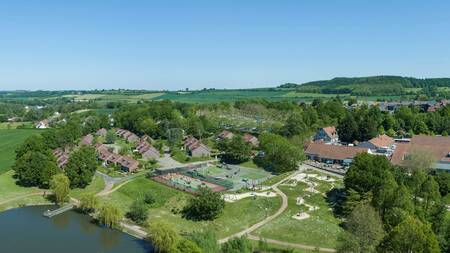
[358,134,395,154]
[217,130,234,140]
[313,126,339,144]
[305,141,369,166]
[184,137,211,157]
[243,133,259,147]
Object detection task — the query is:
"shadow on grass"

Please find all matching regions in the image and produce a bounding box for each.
[325,187,346,219]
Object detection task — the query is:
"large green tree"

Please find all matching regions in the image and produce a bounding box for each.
[14,151,59,188]
[182,187,225,221]
[217,135,252,164]
[258,133,304,173]
[64,146,97,188]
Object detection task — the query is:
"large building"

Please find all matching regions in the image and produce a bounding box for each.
[305,141,369,166]
[390,135,450,170]
[313,126,339,144]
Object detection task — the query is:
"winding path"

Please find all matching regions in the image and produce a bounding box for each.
[218,171,295,243]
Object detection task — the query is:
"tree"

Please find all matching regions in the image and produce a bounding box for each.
[282,112,307,137]
[344,153,397,217]
[126,200,148,224]
[105,129,117,144]
[97,203,122,228]
[221,236,253,253]
[13,151,59,188]
[402,147,436,172]
[258,133,304,173]
[218,135,252,164]
[15,135,47,160]
[79,193,99,213]
[147,222,180,253]
[338,203,385,252]
[64,146,97,188]
[143,191,156,205]
[50,174,70,205]
[434,172,450,197]
[381,216,440,253]
[171,238,203,253]
[337,114,358,143]
[189,229,220,253]
[182,187,225,221]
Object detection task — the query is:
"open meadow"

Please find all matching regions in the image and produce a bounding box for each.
[0,129,44,174]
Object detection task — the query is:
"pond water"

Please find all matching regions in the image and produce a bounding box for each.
[0,205,153,253]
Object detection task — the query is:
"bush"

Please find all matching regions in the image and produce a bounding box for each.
[126,200,148,224]
[182,187,225,221]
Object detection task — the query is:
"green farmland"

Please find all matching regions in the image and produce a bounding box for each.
[0,129,43,174]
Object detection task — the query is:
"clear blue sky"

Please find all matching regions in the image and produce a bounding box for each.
[1,0,449,91]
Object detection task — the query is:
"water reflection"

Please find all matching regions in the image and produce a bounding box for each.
[0,205,150,253]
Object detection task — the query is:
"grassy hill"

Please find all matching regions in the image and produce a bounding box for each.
[0,129,43,174]
[281,76,450,96]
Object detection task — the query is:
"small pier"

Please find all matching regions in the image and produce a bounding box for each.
[43,203,75,218]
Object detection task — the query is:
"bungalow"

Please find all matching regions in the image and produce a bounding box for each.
[116,128,140,143]
[184,137,211,157]
[358,134,395,155]
[96,128,107,137]
[135,140,160,160]
[243,133,259,147]
[35,119,49,129]
[305,141,369,166]
[313,126,339,144]
[80,134,94,146]
[117,156,139,172]
[217,130,234,140]
[390,135,450,170]
[53,148,69,168]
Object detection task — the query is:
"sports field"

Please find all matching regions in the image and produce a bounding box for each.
[0,129,44,174]
[193,165,272,190]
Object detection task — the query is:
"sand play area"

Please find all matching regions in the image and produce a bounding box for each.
[223,191,277,202]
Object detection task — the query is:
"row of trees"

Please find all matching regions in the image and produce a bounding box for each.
[337,153,450,252]
[14,134,98,189]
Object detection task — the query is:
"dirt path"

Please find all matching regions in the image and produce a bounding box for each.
[218,172,296,243]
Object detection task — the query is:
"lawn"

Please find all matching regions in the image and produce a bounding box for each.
[254,172,343,249]
[0,171,49,212]
[0,129,44,174]
[101,176,282,238]
[239,159,261,169]
[69,175,105,199]
[0,122,33,129]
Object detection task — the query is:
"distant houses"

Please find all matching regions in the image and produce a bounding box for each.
[35,119,49,129]
[243,133,259,147]
[305,141,369,166]
[116,128,139,143]
[184,137,211,157]
[53,148,70,168]
[217,130,234,140]
[313,126,339,144]
[95,128,107,137]
[79,134,94,146]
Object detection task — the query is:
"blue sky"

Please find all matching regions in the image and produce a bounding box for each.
[0,0,449,91]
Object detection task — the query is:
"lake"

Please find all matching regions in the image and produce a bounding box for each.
[0,205,152,253]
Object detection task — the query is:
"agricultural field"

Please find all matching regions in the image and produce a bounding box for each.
[101,176,282,238]
[253,169,343,249]
[0,129,44,174]
[61,92,165,103]
[0,122,34,129]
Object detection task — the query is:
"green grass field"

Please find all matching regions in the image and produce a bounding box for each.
[102,176,282,238]
[254,171,343,249]
[0,122,33,129]
[69,175,105,199]
[0,129,44,174]
[0,171,49,212]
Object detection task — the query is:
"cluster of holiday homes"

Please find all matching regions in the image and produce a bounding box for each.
[183,137,211,157]
[217,130,259,147]
[306,126,450,170]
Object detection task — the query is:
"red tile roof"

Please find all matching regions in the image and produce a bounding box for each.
[391,135,450,165]
[368,134,394,148]
[305,142,368,161]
